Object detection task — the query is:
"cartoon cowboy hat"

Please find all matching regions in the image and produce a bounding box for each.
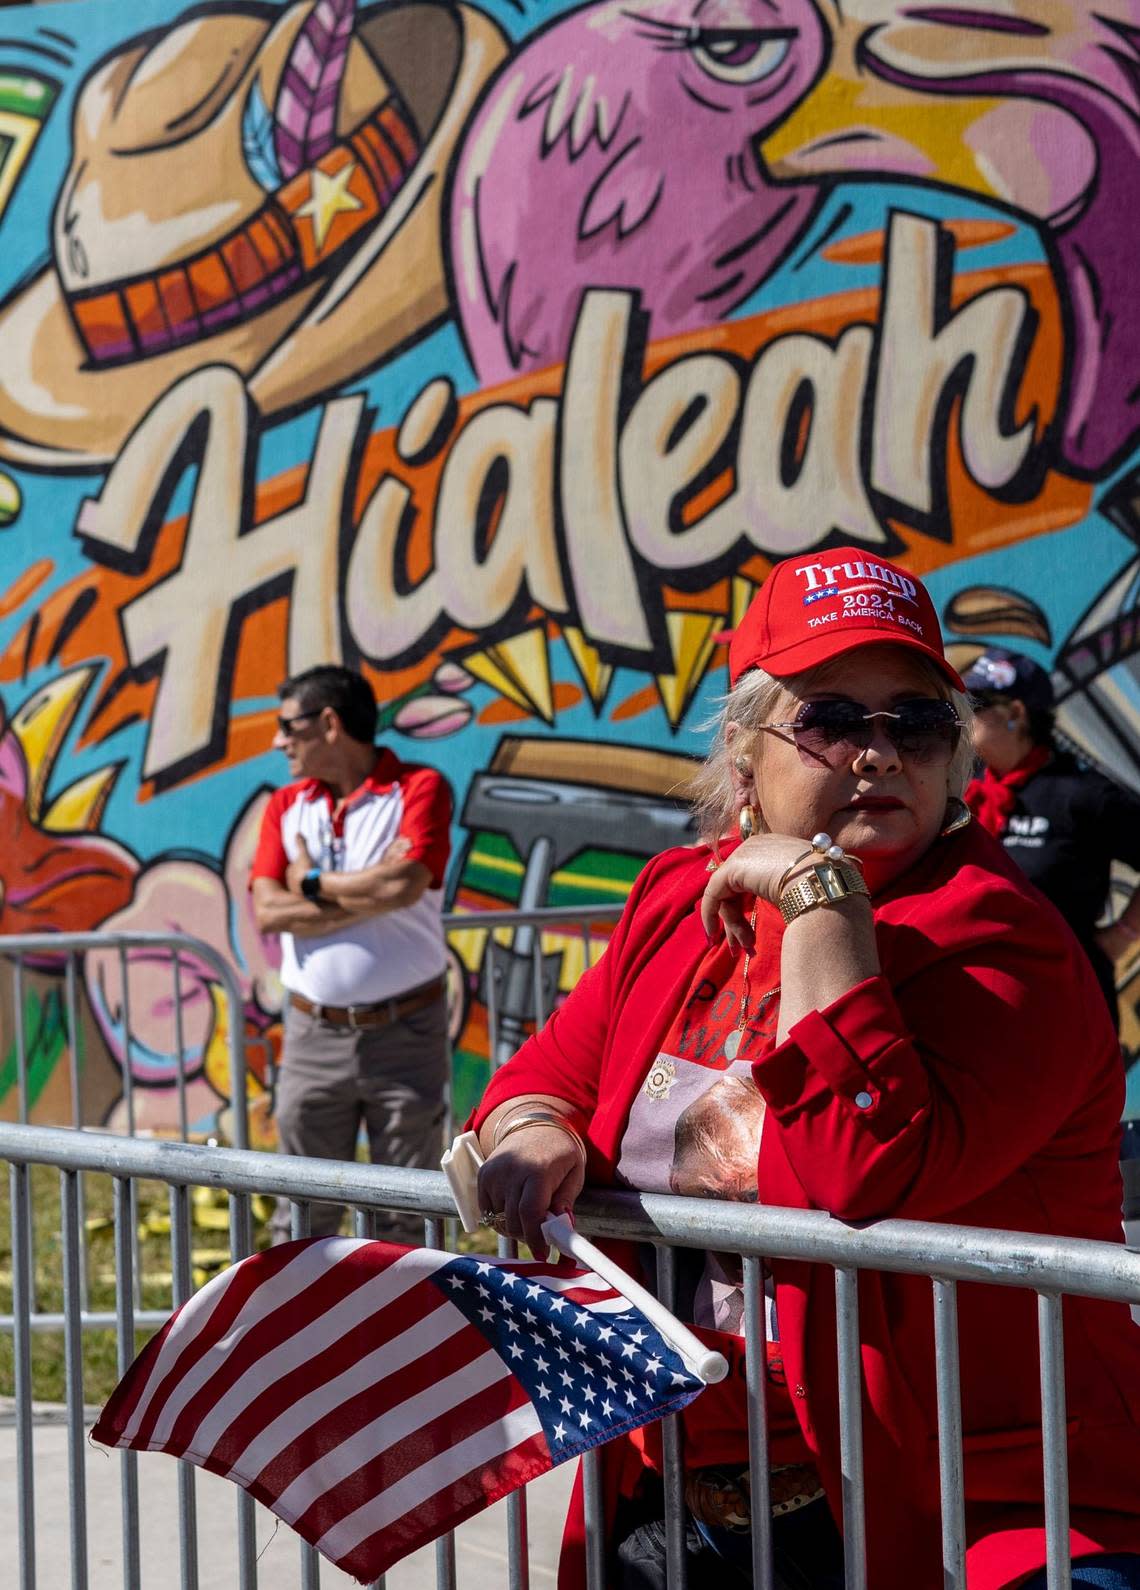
[0,0,507,469]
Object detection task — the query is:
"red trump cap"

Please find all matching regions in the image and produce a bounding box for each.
[727,548,964,691]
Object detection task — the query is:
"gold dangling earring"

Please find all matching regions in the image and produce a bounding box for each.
[940,796,972,836]
[738,804,757,841]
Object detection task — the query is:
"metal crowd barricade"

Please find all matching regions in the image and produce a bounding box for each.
[0,908,619,1342]
[0,906,620,1153]
[2,1123,1138,1590]
[0,932,250,1151]
[0,931,253,1341]
[440,902,622,1069]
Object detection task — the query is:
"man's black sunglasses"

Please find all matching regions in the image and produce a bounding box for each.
[276,711,320,736]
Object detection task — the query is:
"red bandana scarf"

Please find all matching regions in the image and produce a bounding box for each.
[965,745,1051,837]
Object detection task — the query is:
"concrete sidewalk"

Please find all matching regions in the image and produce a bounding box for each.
[0,1400,575,1587]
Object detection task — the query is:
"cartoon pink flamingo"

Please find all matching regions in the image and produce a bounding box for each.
[450,0,827,384]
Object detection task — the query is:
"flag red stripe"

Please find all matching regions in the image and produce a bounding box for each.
[96,1241,303,1443]
[204,1274,449,1476]
[158,1243,407,1455]
[291,1362,534,1543]
[270,1341,515,1535]
[339,1429,552,1582]
[240,1287,485,1497]
[91,1313,179,1446]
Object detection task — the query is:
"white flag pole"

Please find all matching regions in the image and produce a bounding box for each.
[442,1132,728,1385]
[540,1213,728,1385]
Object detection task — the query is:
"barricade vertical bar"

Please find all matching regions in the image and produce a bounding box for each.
[61,1169,89,1590]
[236,1491,258,1590]
[230,1190,253,1265]
[835,1266,867,1590]
[287,1205,319,1588]
[582,1449,607,1590]
[507,1489,530,1590]
[117,946,136,1137]
[63,952,90,1310]
[1038,1293,1072,1590]
[221,972,249,1152]
[172,953,189,1143]
[742,1254,774,1590]
[169,1183,200,1590]
[11,1161,35,1590]
[932,1279,966,1588]
[14,953,27,1122]
[65,953,82,1129]
[116,949,142,1312]
[434,1527,457,1590]
[531,934,547,1032]
[486,938,501,1070]
[656,1245,688,1589]
[12,963,36,1323]
[113,1175,141,1589]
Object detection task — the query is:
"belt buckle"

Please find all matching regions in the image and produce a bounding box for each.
[345,1005,360,1030]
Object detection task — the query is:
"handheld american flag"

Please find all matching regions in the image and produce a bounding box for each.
[92,1237,708,1583]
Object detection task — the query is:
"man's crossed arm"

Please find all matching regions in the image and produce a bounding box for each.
[252,836,432,938]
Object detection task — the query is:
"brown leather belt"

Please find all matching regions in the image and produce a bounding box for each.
[289,975,445,1030]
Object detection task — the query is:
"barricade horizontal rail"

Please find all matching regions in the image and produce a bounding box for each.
[1,1121,1136,1590]
[444,904,623,929]
[3,1121,1137,1301]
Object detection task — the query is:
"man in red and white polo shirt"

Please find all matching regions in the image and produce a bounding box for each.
[251,665,452,1242]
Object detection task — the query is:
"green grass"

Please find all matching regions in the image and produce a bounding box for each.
[0,1164,241,1404]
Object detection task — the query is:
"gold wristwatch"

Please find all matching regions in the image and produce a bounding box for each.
[779,858,869,924]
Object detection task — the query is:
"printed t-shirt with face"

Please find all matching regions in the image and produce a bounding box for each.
[617,899,783,1336]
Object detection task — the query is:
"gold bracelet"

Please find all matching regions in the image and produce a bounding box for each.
[775,847,815,900]
[493,1111,587,1169]
[493,1100,579,1141]
[779,858,870,924]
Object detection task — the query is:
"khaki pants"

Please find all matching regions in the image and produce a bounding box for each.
[270,991,448,1245]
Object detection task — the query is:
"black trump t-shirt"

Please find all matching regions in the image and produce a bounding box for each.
[992,750,1140,1015]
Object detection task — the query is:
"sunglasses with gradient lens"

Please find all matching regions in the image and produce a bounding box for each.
[767,698,963,765]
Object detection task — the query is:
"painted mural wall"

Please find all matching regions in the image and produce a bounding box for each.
[2,0,1140,1141]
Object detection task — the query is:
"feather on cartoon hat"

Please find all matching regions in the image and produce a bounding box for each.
[0,0,507,469]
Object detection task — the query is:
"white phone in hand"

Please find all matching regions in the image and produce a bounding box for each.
[440,1130,486,1232]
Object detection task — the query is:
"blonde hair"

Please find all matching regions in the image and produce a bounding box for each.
[689,656,975,848]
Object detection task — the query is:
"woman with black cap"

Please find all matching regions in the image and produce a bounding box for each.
[964,646,1140,1024]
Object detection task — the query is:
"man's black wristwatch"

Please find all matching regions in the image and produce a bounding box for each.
[300,867,324,903]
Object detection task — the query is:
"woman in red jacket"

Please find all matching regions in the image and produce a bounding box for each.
[471,549,1140,1590]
